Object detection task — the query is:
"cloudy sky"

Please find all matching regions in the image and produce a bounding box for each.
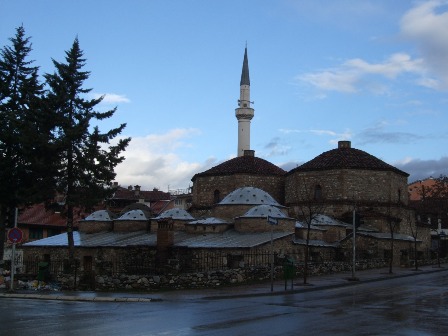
[1,0,447,191]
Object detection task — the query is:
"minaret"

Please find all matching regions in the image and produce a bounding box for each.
[235,47,254,157]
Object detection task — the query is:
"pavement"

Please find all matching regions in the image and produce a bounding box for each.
[1,264,447,302]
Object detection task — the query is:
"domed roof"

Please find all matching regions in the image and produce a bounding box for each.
[117,209,149,221]
[289,141,408,177]
[192,155,286,181]
[187,217,230,225]
[219,187,280,206]
[156,208,195,220]
[240,204,287,218]
[84,210,117,221]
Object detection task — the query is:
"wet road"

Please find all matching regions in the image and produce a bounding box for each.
[1,271,447,335]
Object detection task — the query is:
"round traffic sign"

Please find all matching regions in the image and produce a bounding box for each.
[7,227,23,243]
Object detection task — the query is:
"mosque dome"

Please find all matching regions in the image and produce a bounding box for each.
[289,141,408,177]
[240,204,287,218]
[156,208,195,220]
[84,210,116,221]
[117,209,149,221]
[192,154,286,181]
[219,187,280,206]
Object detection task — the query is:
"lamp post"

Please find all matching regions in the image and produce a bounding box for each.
[438,231,446,267]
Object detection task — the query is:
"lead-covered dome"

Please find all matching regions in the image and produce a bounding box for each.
[156,208,195,220]
[84,210,117,221]
[240,204,287,218]
[219,187,280,206]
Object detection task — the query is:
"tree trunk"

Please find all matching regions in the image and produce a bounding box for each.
[389,231,394,274]
[414,238,418,271]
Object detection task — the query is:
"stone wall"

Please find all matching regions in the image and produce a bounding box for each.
[192,174,285,210]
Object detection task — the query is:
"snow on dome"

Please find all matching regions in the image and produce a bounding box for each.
[117,209,149,221]
[84,210,116,221]
[241,204,286,218]
[219,187,280,206]
[187,217,229,225]
[156,208,194,220]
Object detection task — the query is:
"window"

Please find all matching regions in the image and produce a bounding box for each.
[47,228,62,237]
[214,190,220,204]
[29,228,43,240]
[314,185,322,200]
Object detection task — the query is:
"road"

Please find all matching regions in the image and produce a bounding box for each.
[1,271,447,335]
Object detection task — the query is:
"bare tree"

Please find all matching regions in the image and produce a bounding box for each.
[403,207,419,271]
[386,206,401,274]
[293,178,326,284]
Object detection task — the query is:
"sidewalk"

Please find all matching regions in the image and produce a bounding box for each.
[1,264,447,302]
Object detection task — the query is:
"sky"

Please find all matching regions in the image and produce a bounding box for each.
[1,0,447,192]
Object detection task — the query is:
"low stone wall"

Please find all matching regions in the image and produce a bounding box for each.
[56,259,390,291]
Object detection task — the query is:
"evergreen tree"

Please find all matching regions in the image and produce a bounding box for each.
[0,26,51,260]
[44,38,130,261]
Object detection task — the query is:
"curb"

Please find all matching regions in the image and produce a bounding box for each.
[1,267,447,303]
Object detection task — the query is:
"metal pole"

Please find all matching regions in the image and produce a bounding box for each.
[9,208,18,292]
[270,225,274,292]
[352,208,356,280]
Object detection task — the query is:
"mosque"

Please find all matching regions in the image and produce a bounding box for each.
[22,48,430,277]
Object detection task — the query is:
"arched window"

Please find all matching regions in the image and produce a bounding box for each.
[314,185,322,200]
[213,189,220,204]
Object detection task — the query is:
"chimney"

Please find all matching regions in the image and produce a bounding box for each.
[156,219,174,268]
[243,149,255,157]
[134,185,141,196]
[338,141,351,149]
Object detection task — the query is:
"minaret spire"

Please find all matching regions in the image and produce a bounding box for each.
[235,46,254,157]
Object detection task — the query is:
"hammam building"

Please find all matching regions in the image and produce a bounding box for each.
[22,48,429,285]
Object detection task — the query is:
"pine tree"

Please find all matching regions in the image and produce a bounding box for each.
[0,26,50,260]
[44,38,130,262]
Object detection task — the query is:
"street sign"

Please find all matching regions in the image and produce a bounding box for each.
[7,227,23,243]
[267,216,278,225]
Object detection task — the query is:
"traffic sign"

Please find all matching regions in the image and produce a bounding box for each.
[267,216,278,225]
[7,227,23,243]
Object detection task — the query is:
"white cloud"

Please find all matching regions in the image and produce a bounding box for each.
[112,128,214,191]
[92,93,130,104]
[298,53,425,94]
[400,0,448,89]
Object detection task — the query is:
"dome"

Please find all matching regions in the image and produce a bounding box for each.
[289,141,408,177]
[84,210,116,221]
[187,217,230,225]
[117,209,149,221]
[192,155,286,181]
[241,204,287,218]
[156,208,195,220]
[219,187,280,206]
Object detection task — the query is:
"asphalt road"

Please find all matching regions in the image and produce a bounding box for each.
[1,271,447,336]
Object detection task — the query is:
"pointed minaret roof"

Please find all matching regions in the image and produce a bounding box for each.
[240,47,250,86]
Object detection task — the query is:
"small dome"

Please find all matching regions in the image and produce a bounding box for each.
[219,187,280,206]
[241,205,286,218]
[117,209,149,221]
[156,208,194,220]
[84,210,116,221]
[187,217,229,225]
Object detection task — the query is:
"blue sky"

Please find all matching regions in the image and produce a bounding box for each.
[1,0,447,191]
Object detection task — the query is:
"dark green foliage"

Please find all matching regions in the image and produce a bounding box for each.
[44,38,130,258]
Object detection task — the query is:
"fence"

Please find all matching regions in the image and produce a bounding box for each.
[16,246,441,282]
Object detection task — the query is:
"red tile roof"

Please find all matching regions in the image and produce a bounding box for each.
[112,186,170,201]
[408,178,437,201]
[192,156,286,181]
[289,147,409,177]
[18,203,87,228]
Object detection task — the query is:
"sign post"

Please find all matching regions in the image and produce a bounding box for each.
[267,216,278,292]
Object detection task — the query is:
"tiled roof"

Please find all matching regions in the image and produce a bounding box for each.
[289,147,409,177]
[192,156,286,180]
[18,203,87,228]
[112,187,170,201]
